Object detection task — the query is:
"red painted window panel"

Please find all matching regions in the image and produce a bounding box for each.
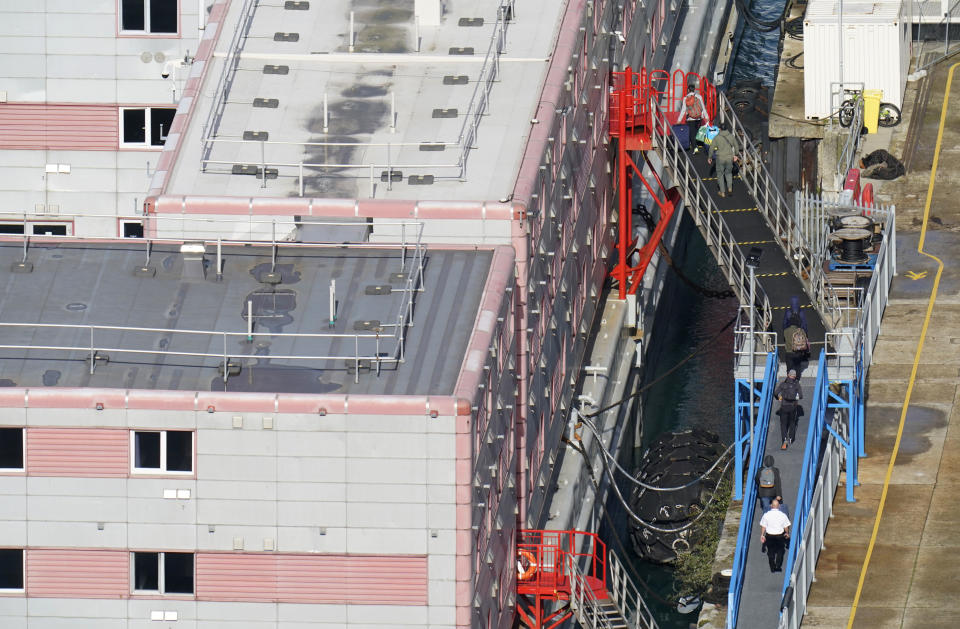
[0,104,119,150]
[27,549,129,598]
[27,428,129,477]
[196,553,428,605]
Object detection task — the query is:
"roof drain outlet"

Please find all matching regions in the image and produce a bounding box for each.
[181,242,207,281]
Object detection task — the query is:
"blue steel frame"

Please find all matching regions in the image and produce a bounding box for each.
[780,349,865,592]
[732,352,779,501]
[726,351,778,628]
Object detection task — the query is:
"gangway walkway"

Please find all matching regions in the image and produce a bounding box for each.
[733,369,816,627]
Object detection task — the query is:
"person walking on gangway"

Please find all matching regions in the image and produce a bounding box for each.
[707,122,739,197]
[760,498,791,573]
[678,83,710,153]
[782,295,810,374]
[775,369,803,450]
[756,455,782,513]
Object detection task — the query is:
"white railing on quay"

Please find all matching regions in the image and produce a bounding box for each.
[795,193,896,373]
[835,98,864,189]
[199,1,516,189]
[777,413,846,629]
[650,100,773,332]
[607,550,658,629]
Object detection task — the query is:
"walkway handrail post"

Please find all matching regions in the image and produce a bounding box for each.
[727,351,778,626]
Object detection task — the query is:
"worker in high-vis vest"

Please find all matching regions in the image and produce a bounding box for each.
[678,84,710,153]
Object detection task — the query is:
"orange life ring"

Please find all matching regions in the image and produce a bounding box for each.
[517,550,538,581]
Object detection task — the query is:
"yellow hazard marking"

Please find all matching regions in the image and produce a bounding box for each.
[734,239,773,246]
[756,272,789,278]
[846,62,951,629]
[905,270,928,280]
[711,207,758,214]
[770,303,815,310]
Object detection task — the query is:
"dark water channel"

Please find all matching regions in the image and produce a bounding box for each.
[596,6,787,624]
[601,216,738,628]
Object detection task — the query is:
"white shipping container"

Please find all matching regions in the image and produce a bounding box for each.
[803,0,912,119]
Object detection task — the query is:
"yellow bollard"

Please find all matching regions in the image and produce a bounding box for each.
[862,89,883,134]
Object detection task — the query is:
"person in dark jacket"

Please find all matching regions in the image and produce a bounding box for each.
[781,295,808,333]
[775,370,803,449]
[756,454,782,512]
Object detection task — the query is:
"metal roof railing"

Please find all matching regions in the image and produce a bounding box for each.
[197,1,516,190]
[0,220,428,385]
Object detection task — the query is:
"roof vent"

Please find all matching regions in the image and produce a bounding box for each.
[181,242,207,280]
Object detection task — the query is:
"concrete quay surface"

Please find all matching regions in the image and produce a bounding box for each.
[802,60,960,628]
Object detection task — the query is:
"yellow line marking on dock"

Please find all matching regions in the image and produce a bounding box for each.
[846,61,952,629]
[734,239,773,246]
[905,270,928,280]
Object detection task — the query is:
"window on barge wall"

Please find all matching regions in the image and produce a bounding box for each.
[0,549,23,590]
[121,108,177,148]
[120,0,178,34]
[0,428,24,470]
[133,552,194,594]
[131,430,193,474]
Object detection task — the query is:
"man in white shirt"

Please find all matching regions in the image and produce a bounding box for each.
[759,498,791,573]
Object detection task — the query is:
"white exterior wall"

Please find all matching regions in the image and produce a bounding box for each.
[803,0,912,118]
[0,1,207,220]
[0,1,203,104]
[0,406,457,628]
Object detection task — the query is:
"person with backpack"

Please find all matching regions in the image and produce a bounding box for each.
[707,122,739,197]
[756,454,782,512]
[782,296,810,374]
[775,369,803,450]
[678,83,709,153]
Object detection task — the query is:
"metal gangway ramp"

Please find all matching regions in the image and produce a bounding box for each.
[609,68,896,627]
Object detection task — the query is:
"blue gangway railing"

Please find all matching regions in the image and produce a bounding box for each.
[781,351,828,583]
[726,351,778,628]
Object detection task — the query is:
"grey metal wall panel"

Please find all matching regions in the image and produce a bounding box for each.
[128,523,197,549]
[276,458,345,483]
[277,431,346,458]
[275,482,345,503]
[0,520,26,544]
[276,501,344,527]
[27,495,126,521]
[0,13,44,37]
[274,525,344,553]
[46,55,116,80]
[345,527,426,554]
[45,13,114,37]
[346,502,425,530]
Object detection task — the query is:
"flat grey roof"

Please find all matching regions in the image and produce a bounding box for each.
[0,241,491,395]
[167,0,562,201]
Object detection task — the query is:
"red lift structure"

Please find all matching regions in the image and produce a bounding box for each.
[515,529,610,628]
[608,67,717,300]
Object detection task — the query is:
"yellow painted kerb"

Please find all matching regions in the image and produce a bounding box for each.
[845,64,952,627]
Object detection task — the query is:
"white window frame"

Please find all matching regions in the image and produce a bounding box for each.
[0,548,24,592]
[130,430,194,475]
[119,107,176,149]
[118,0,180,35]
[131,551,195,595]
[0,428,25,472]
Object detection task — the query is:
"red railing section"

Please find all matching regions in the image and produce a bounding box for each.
[516,529,608,628]
[608,67,716,300]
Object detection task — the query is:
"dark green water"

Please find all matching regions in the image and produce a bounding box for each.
[602,214,737,628]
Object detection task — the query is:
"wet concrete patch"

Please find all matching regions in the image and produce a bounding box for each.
[353,24,409,53]
[249,263,301,285]
[341,84,388,98]
[314,100,388,135]
[866,404,947,463]
[361,7,413,23]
